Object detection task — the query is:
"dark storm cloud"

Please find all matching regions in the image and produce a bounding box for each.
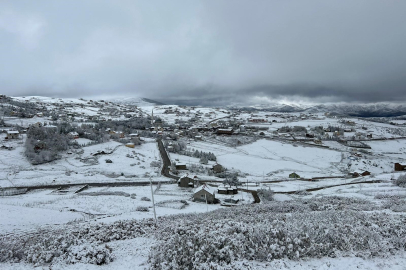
[0,0,406,105]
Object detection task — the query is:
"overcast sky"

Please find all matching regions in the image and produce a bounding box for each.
[1,0,406,105]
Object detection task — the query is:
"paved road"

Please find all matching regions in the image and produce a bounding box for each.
[273,179,382,194]
[156,139,179,180]
[1,180,172,192]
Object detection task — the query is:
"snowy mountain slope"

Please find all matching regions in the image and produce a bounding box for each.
[11,96,88,105]
[108,97,164,106]
[231,102,406,117]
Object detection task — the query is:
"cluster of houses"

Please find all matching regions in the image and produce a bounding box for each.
[174,163,240,204]
[177,174,218,203]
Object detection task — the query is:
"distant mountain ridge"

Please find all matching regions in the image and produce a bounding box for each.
[230,103,406,117]
[108,97,165,106]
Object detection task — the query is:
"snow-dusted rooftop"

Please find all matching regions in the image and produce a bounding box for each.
[194,184,215,195]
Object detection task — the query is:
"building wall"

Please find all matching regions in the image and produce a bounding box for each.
[8,133,19,139]
[194,190,215,203]
[179,177,194,188]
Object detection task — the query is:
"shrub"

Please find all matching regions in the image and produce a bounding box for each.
[395,174,406,187]
[141,197,151,201]
[257,188,274,201]
[149,201,406,269]
[0,219,155,265]
[136,206,149,212]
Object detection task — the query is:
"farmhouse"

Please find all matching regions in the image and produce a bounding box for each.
[117,131,125,138]
[212,163,224,173]
[178,174,195,188]
[193,184,216,203]
[6,130,19,139]
[395,163,406,171]
[68,131,79,139]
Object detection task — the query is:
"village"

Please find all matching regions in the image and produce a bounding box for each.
[1,95,406,269]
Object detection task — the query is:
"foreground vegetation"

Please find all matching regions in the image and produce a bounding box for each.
[1,196,406,269]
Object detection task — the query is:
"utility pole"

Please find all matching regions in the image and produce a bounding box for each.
[149,177,157,225]
[205,193,208,212]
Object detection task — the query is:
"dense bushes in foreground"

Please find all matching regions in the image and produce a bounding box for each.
[1,197,406,268]
[0,220,155,266]
[149,198,405,269]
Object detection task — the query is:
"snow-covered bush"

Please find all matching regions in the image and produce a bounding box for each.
[395,174,406,187]
[0,219,155,265]
[257,188,274,201]
[141,196,151,201]
[2,196,405,268]
[150,160,162,168]
[149,198,404,269]
[63,244,114,265]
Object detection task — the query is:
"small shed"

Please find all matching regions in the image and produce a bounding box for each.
[193,184,216,203]
[224,198,239,204]
[6,130,19,139]
[395,163,406,171]
[178,174,195,188]
[175,163,187,170]
[125,143,135,148]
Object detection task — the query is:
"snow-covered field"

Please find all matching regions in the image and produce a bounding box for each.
[188,139,343,180]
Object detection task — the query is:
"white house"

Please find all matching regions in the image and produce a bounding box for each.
[6,130,19,139]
